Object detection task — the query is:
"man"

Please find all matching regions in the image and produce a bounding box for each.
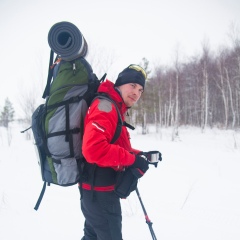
[80,64,149,240]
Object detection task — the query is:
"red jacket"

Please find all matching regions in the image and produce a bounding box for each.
[82,80,140,171]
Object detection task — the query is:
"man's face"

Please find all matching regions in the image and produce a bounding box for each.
[117,83,144,107]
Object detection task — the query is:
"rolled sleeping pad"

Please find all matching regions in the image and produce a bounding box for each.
[48,21,88,61]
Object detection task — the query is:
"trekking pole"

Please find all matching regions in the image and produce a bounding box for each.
[136,187,157,240]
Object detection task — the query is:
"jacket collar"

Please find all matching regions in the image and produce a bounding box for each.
[97,80,128,114]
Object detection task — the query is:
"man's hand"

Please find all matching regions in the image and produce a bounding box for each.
[130,155,149,178]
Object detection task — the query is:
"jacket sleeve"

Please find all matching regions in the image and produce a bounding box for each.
[82,99,135,168]
[131,148,142,155]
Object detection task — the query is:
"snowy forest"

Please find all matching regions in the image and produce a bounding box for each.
[131,37,240,134]
[1,27,240,137]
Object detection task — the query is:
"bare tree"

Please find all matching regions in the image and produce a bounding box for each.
[199,40,212,131]
[172,47,182,140]
[215,49,229,128]
[17,52,46,140]
[139,58,151,134]
[86,42,118,79]
[0,98,15,128]
[227,22,240,127]
[0,98,15,145]
[225,67,236,128]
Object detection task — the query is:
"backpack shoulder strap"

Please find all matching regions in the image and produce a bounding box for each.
[42,52,95,99]
[93,93,134,144]
[109,99,123,144]
[93,94,122,143]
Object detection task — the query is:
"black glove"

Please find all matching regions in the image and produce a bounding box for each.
[130,155,149,178]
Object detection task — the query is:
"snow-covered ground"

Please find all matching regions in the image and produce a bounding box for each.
[0,124,240,240]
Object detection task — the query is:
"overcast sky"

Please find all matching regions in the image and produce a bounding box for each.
[0,0,239,115]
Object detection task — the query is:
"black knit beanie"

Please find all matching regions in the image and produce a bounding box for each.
[114,64,147,89]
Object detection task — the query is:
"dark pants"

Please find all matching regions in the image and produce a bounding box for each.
[80,189,122,240]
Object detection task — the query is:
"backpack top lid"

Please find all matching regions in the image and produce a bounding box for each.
[49,57,93,96]
[43,54,96,99]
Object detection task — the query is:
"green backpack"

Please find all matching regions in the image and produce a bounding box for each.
[31,52,104,210]
[31,50,126,210]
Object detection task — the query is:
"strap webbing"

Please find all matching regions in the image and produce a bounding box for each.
[65,103,70,142]
[34,181,47,211]
[123,121,135,130]
[47,128,80,138]
[42,50,55,99]
[47,96,83,110]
